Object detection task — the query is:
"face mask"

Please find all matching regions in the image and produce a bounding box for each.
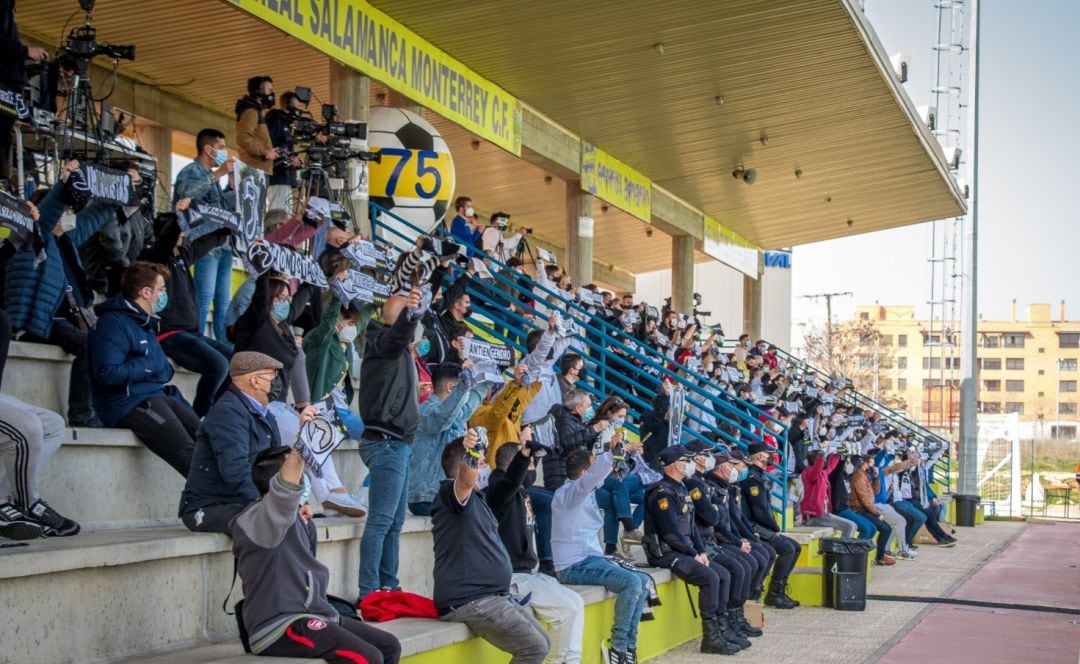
[272,300,291,322]
[59,210,77,232]
[611,416,626,430]
[417,338,431,356]
[844,461,855,475]
[463,306,473,318]
[523,469,537,489]
[738,468,749,482]
[574,365,586,380]
[213,148,228,167]
[152,290,168,314]
[260,91,275,109]
[683,461,695,478]
[465,206,475,217]
[703,455,716,472]
[269,374,283,399]
[727,467,740,484]
[337,325,358,344]
[582,405,595,422]
[744,340,751,348]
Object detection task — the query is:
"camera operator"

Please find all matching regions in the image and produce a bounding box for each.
[480,212,526,263]
[235,76,279,174]
[1,1,47,181]
[431,430,551,664]
[265,91,304,212]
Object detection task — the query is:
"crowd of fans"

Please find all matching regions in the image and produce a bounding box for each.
[0,25,958,661]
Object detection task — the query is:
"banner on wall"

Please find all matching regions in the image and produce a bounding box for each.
[229,0,523,155]
[703,215,759,279]
[580,143,652,223]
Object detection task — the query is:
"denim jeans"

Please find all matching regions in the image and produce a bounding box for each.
[837,508,878,540]
[526,486,553,562]
[358,438,411,598]
[160,332,233,417]
[595,474,645,545]
[855,510,892,561]
[893,500,929,546]
[916,501,951,542]
[193,246,234,341]
[557,555,649,652]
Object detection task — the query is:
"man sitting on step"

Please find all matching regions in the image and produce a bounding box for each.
[233,446,402,663]
[179,351,315,534]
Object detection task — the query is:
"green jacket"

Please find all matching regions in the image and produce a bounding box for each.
[303,293,378,402]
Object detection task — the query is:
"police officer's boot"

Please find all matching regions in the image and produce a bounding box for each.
[764,579,799,609]
[701,617,740,655]
[730,607,763,637]
[719,612,752,649]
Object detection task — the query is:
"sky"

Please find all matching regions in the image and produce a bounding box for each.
[791,0,1080,338]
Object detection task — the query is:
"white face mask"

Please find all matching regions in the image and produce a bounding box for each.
[337,325,358,344]
[59,210,77,232]
[465,206,475,217]
[683,461,695,478]
[727,466,740,484]
[845,461,855,475]
[703,455,716,472]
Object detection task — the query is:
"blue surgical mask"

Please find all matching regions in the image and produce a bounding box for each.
[582,405,595,422]
[612,416,626,430]
[213,148,228,167]
[737,468,749,482]
[417,338,431,356]
[152,290,168,314]
[272,300,291,322]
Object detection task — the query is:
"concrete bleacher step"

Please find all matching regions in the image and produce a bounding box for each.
[35,427,366,528]
[0,518,437,664]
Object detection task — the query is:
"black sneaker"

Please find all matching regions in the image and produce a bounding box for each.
[26,499,80,537]
[0,502,44,540]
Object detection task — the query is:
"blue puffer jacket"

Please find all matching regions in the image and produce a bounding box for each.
[4,186,115,338]
[87,295,174,426]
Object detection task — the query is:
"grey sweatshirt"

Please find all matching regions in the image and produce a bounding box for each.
[231,474,339,653]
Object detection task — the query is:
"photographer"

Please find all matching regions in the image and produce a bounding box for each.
[431,430,551,664]
[480,212,525,263]
[233,446,401,663]
[265,91,304,212]
[487,433,585,664]
[235,76,279,174]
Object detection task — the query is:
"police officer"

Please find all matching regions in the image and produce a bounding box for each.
[742,443,800,609]
[643,446,745,655]
[713,449,774,603]
[686,444,763,639]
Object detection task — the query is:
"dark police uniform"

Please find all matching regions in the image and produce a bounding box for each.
[723,475,774,599]
[742,464,799,605]
[695,474,755,607]
[643,475,731,621]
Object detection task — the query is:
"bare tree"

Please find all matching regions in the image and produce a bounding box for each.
[802,320,896,401]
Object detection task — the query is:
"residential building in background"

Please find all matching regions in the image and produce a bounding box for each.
[832,303,1078,440]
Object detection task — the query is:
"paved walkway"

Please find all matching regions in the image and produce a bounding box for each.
[653,520,1028,664]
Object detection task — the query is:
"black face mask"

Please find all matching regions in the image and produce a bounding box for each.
[523,469,537,489]
[260,92,276,109]
[269,373,284,400]
[574,365,586,380]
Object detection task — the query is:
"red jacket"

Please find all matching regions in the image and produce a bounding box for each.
[800,453,840,518]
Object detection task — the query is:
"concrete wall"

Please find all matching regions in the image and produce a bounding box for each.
[635,261,745,334]
[762,263,793,348]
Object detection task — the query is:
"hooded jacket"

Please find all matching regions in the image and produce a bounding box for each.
[232,474,339,654]
[543,403,599,491]
[800,452,841,518]
[87,295,174,426]
[235,96,274,173]
[356,311,419,440]
[470,379,541,467]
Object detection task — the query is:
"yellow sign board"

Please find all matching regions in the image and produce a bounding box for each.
[580,143,652,223]
[229,0,523,155]
[703,215,759,278]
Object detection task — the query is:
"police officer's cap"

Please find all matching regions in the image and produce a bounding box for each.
[658,445,695,466]
[746,442,770,457]
[683,439,714,455]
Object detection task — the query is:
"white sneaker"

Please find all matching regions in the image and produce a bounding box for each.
[323,491,367,518]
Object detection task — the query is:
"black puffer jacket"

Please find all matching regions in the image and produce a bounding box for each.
[356,311,419,441]
[542,403,599,491]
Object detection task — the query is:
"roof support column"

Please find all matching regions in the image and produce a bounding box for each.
[671,235,695,313]
[565,183,593,287]
[135,125,173,213]
[744,253,765,341]
[330,62,370,236]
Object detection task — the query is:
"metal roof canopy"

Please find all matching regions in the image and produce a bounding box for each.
[16,0,964,267]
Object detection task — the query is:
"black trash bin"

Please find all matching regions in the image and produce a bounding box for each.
[953,494,980,527]
[820,538,874,611]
